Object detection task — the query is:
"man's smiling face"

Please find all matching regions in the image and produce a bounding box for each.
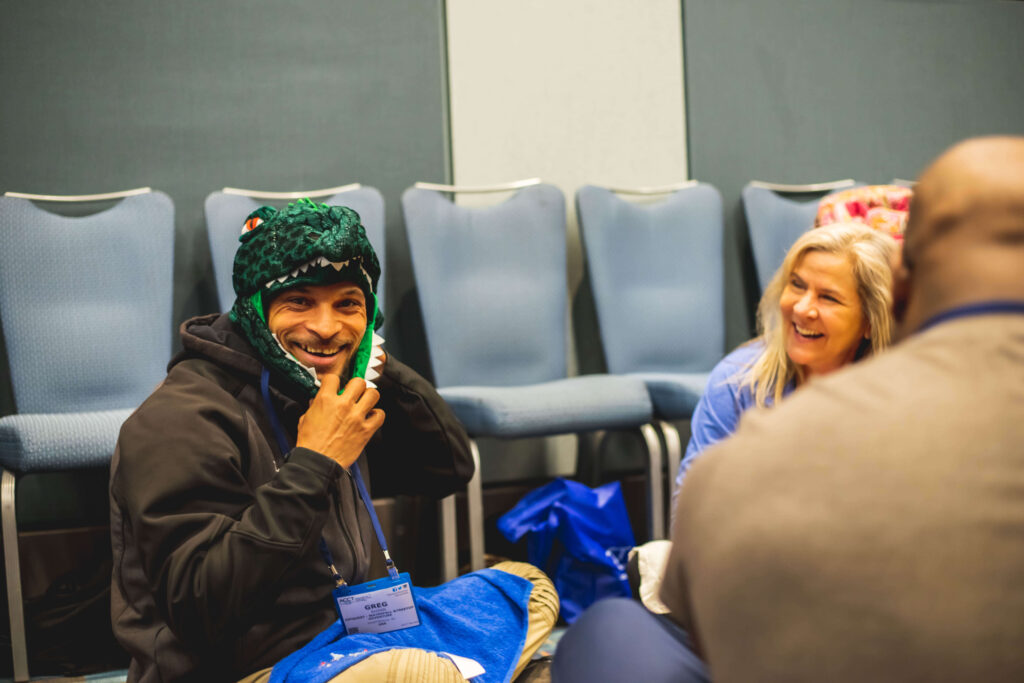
[266,281,367,380]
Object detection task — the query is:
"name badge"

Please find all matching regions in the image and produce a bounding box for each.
[333,572,420,635]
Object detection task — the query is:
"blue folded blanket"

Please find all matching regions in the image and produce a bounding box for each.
[269,568,533,683]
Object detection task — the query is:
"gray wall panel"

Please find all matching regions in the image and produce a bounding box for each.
[683,0,1024,348]
[0,0,449,414]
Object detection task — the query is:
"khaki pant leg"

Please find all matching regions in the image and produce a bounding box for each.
[236,668,272,683]
[489,560,559,680]
[328,648,466,682]
[235,653,464,683]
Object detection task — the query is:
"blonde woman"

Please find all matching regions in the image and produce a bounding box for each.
[672,222,898,505]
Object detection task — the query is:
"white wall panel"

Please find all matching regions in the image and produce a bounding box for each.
[446,0,687,241]
[445,0,688,480]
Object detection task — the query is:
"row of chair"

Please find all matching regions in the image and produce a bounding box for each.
[0,177,855,681]
[206,178,865,571]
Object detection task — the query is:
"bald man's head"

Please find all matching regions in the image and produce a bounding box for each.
[893,136,1024,336]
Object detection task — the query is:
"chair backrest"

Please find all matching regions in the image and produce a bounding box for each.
[0,192,174,414]
[577,184,724,375]
[204,187,386,314]
[742,182,861,292]
[402,184,567,388]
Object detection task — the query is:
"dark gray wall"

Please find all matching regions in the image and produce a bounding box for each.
[4,0,1023,450]
[683,0,1024,348]
[0,0,450,414]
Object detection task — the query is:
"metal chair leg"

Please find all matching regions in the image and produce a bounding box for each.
[575,429,608,487]
[638,424,665,541]
[2,468,29,682]
[439,494,458,582]
[657,420,684,532]
[467,440,485,572]
[658,420,683,491]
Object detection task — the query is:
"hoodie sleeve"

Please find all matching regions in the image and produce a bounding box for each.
[111,366,342,649]
[367,357,474,498]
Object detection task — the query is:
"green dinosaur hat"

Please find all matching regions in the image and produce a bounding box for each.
[229,199,382,397]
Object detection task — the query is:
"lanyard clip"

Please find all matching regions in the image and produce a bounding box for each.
[383,550,400,581]
[319,538,348,588]
[329,563,347,588]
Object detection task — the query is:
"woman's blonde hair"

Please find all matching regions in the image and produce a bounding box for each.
[744,222,897,407]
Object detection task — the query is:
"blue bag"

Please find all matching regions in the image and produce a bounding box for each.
[497,478,635,623]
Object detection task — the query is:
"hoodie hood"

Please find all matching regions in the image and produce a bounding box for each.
[175,313,310,404]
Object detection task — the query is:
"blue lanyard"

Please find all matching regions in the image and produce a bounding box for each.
[917,300,1024,333]
[260,368,399,584]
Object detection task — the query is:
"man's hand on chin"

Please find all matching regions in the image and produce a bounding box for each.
[296,374,385,469]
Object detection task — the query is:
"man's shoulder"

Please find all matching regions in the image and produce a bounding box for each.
[690,320,1018,488]
[377,356,440,398]
[169,355,249,394]
[731,344,913,446]
[754,315,1024,433]
[164,355,245,399]
[123,356,249,434]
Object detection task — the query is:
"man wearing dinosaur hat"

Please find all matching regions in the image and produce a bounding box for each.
[109,201,555,682]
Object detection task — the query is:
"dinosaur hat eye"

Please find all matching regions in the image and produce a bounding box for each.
[241,216,264,235]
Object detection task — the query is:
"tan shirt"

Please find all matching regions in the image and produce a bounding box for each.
[661,314,1024,683]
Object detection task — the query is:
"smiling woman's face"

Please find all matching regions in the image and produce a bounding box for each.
[779,250,868,379]
[266,281,367,380]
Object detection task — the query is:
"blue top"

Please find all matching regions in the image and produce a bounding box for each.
[672,342,793,512]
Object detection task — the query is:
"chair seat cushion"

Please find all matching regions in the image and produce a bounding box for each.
[438,375,653,438]
[0,409,135,472]
[632,372,711,420]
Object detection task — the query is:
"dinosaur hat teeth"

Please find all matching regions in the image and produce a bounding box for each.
[362,335,385,387]
[261,258,374,300]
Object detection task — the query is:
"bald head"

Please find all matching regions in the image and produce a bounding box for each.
[895,136,1024,336]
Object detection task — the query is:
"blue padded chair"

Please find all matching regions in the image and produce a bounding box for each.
[204,184,386,316]
[742,179,859,293]
[0,188,174,682]
[576,182,724,528]
[402,181,661,574]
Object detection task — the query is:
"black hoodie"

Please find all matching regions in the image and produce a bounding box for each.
[110,313,473,682]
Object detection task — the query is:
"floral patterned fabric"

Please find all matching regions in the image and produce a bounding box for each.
[814,185,912,238]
